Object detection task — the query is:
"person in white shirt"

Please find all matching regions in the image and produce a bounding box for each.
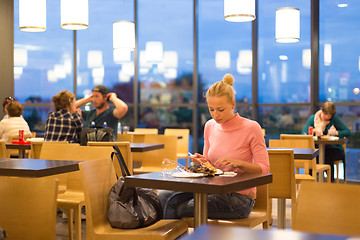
[0,100,32,142]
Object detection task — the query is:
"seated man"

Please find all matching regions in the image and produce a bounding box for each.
[76,85,128,137]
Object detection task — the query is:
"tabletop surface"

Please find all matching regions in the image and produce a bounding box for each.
[0,158,80,177]
[125,171,272,195]
[129,143,165,152]
[267,147,319,160]
[179,225,350,240]
[5,143,31,149]
[314,137,347,145]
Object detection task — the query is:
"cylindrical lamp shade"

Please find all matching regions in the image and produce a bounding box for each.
[145,41,163,63]
[113,21,135,49]
[19,0,46,32]
[224,0,255,22]
[215,51,231,70]
[276,7,300,43]
[61,0,88,30]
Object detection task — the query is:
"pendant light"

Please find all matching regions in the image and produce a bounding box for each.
[224,0,256,22]
[19,0,46,32]
[113,21,135,50]
[276,7,300,43]
[61,0,89,30]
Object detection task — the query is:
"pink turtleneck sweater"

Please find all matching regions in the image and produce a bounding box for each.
[204,113,270,196]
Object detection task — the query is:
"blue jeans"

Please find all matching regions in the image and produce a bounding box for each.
[157,190,255,219]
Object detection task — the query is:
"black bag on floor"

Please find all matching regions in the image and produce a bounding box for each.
[108,145,163,229]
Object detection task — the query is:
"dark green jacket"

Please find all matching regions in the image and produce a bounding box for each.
[301,114,351,155]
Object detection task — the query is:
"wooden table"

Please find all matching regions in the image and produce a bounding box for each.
[125,171,272,228]
[6,143,31,158]
[267,148,319,160]
[130,143,164,152]
[314,137,346,165]
[0,158,80,177]
[179,225,349,240]
[314,137,347,181]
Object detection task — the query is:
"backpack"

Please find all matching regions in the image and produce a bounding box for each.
[80,126,115,146]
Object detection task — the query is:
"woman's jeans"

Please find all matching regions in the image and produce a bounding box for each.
[157,190,255,219]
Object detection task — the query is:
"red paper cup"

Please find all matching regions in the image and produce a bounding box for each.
[19,129,24,141]
[308,126,314,136]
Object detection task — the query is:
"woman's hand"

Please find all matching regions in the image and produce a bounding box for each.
[214,157,240,169]
[189,153,206,166]
[328,125,337,136]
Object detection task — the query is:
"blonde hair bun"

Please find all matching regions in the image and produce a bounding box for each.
[222,74,234,86]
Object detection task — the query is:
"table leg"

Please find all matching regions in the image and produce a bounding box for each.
[318,144,325,182]
[19,149,25,158]
[194,193,208,228]
[277,198,286,229]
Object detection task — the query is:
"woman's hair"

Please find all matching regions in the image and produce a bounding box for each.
[6,100,23,117]
[3,96,15,111]
[206,73,236,103]
[53,90,75,111]
[322,102,336,116]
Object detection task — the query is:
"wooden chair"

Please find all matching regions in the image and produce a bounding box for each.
[164,128,190,167]
[280,134,331,183]
[0,176,59,240]
[267,149,297,229]
[117,133,134,143]
[79,158,188,240]
[40,143,114,240]
[182,184,270,229]
[269,139,316,184]
[0,140,9,158]
[87,141,133,175]
[30,141,69,159]
[293,181,360,236]
[134,128,159,134]
[133,134,178,174]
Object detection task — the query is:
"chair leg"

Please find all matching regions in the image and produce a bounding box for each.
[74,205,82,240]
[335,162,339,183]
[326,169,331,183]
[262,220,270,229]
[64,208,74,240]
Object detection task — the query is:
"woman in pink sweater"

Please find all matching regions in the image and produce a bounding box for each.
[158,74,270,219]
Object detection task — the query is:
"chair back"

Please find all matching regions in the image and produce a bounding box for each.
[164,128,190,157]
[30,141,43,159]
[267,149,297,223]
[133,134,177,174]
[134,128,158,134]
[0,177,58,240]
[0,140,9,158]
[79,158,117,239]
[86,141,133,175]
[293,181,360,236]
[280,134,315,148]
[117,133,134,143]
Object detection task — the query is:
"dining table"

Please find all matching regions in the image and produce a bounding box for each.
[6,143,31,158]
[267,147,319,160]
[0,158,80,177]
[179,224,350,240]
[314,137,347,181]
[130,143,165,152]
[125,170,272,228]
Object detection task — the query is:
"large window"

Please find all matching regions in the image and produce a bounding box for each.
[77,0,134,104]
[198,0,252,104]
[258,0,311,104]
[137,0,193,105]
[319,1,360,102]
[14,0,74,103]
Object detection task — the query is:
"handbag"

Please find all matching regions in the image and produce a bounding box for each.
[107,145,163,229]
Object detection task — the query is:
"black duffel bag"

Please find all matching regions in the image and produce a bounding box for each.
[107,145,163,229]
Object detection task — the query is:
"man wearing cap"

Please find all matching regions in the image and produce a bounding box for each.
[76,85,128,135]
